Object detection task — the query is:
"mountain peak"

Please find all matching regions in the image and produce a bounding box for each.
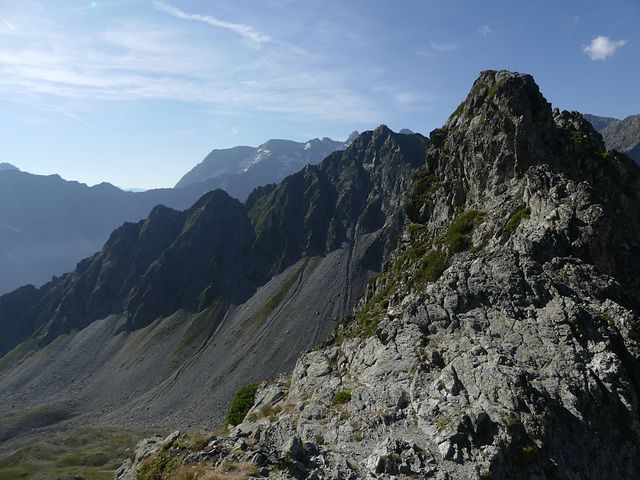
[446,70,551,130]
[346,130,360,144]
[0,162,19,172]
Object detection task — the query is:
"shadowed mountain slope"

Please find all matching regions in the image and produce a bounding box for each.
[0,169,226,295]
[0,127,426,454]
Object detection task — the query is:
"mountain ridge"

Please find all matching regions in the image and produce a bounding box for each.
[115,70,640,480]
[0,134,355,297]
[0,169,228,296]
[0,123,427,465]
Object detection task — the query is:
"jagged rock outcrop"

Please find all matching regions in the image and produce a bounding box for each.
[119,71,640,479]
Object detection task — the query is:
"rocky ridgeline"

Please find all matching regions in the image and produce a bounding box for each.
[116,71,640,479]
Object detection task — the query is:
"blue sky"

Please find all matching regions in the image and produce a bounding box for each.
[0,0,637,190]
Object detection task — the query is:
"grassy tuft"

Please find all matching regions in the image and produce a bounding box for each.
[332,390,352,405]
[515,444,540,468]
[413,250,450,285]
[445,210,483,253]
[505,207,529,232]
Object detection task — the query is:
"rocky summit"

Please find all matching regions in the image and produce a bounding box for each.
[116,70,640,479]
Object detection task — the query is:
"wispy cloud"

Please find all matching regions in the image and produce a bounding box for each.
[39,102,98,130]
[429,41,457,52]
[416,41,458,57]
[153,2,272,44]
[478,25,492,36]
[0,1,429,129]
[583,36,627,60]
[0,16,16,31]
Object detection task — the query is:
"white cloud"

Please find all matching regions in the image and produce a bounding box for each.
[153,2,272,44]
[242,80,257,87]
[583,36,627,60]
[478,25,492,36]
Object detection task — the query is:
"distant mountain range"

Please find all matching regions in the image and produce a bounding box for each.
[0,135,353,295]
[585,113,640,163]
[0,168,223,295]
[175,133,359,200]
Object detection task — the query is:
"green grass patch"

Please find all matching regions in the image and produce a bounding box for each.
[470,83,488,96]
[515,444,540,468]
[445,210,484,253]
[0,427,145,480]
[488,77,507,97]
[136,450,177,480]
[595,149,614,162]
[332,390,352,405]
[570,130,586,144]
[354,283,394,336]
[413,250,450,285]
[412,170,441,198]
[0,406,73,443]
[449,102,465,120]
[505,207,530,232]
[226,383,260,426]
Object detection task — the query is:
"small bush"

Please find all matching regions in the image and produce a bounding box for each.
[332,390,352,405]
[226,383,260,426]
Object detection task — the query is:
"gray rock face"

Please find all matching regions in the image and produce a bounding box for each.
[120,71,640,479]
